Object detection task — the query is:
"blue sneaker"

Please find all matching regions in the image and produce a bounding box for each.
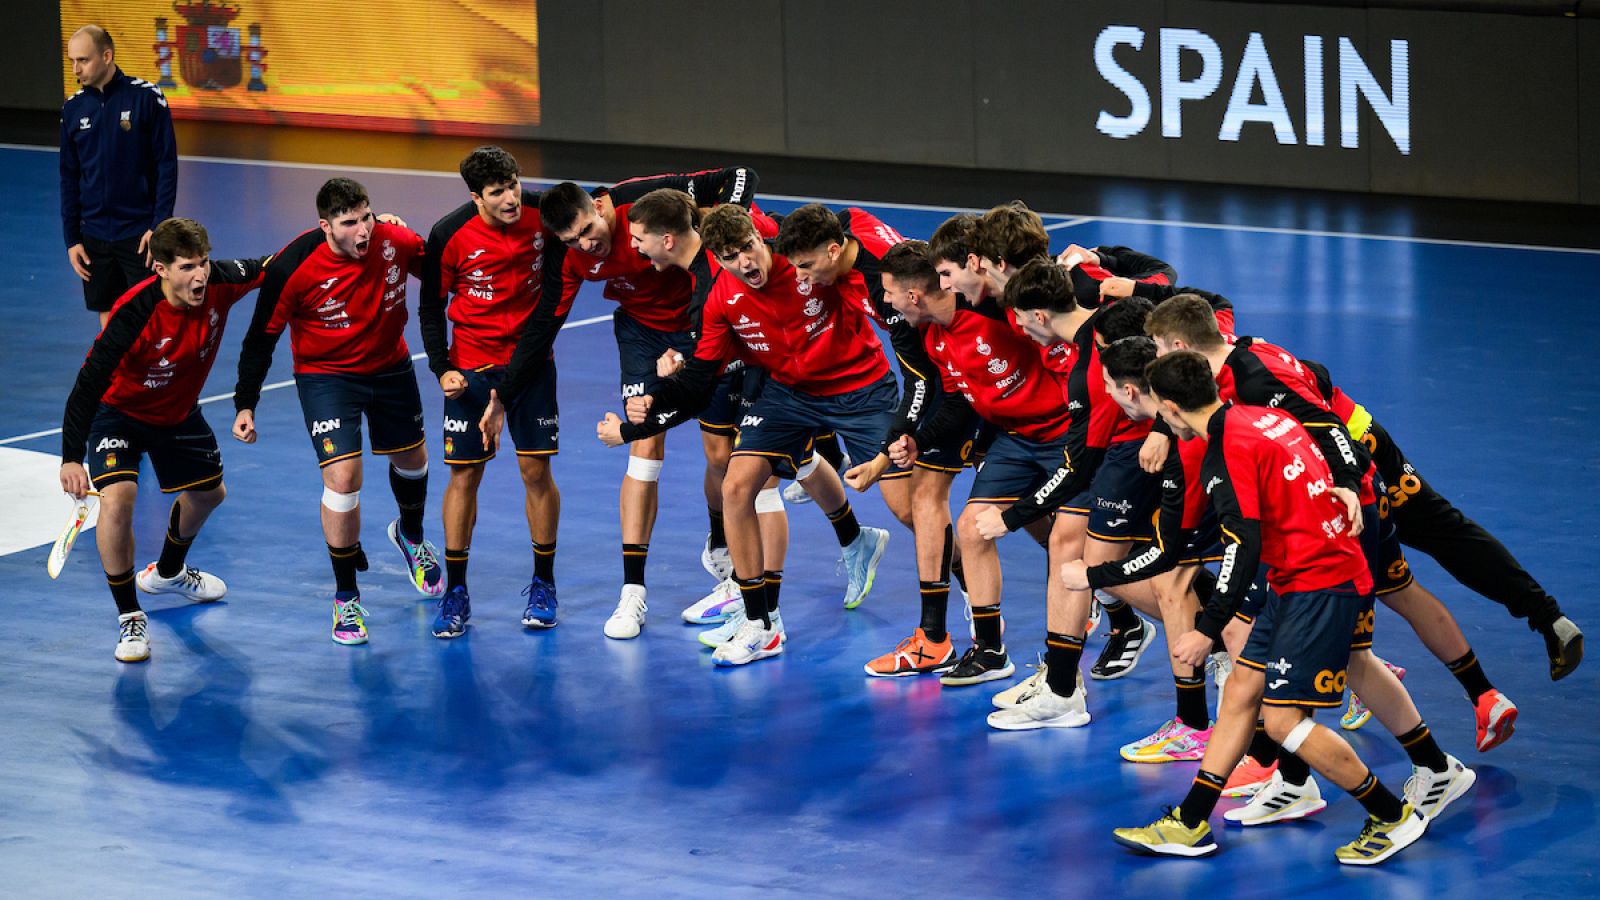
[840,526,890,609]
[521,577,559,628]
[388,518,444,598]
[432,585,471,638]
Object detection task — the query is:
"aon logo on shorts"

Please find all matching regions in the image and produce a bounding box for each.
[444,417,470,433]
[740,415,764,428]
[311,418,341,436]
[1313,669,1348,694]
[95,437,130,452]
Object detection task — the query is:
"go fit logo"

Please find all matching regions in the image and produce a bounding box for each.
[1093,26,1410,155]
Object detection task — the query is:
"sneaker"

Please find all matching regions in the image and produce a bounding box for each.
[940,644,1015,686]
[1543,615,1584,681]
[840,526,890,609]
[864,628,957,677]
[136,562,226,602]
[1086,594,1106,638]
[701,607,785,648]
[332,591,369,645]
[701,534,732,582]
[387,519,444,598]
[604,585,648,640]
[115,611,150,663]
[986,681,1090,730]
[1122,719,1212,764]
[1222,755,1278,798]
[712,617,784,666]
[1112,808,1218,858]
[1090,617,1151,680]
[992,654,1046,708]
[682,577,742,625]
[1342,659,1405,731]
[1474,688,1517,752]
[432,585,471,638]
[1223,771,1327,825]
[1403,754,1476,821]
[1334,804,1427,866]
[782,479,812,505]
[521,577,558,628]
[1207,650,1233,692]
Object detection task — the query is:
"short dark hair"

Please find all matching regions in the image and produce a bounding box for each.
[1145,294,1225,350]
[538,182,594,234]
[880,240,939,293]
[149,217,210,266]
[316,178,370,221]
[1100,336,1157,390]
[929,213,979,265]
[974,201,1049,269]
[774,203,845,256]
[459,146,520,195]
[73,25,114,56]
[999,258,1075,313]
[700,204,759,256]
[1146,350,1218,412]
[626,188,700,236]
[1094,296,1155,344]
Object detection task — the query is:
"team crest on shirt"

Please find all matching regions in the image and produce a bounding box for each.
[120,110,131,131]
[803,297,824,317]
[322,437,336,455]
[976,336,992,356]
[533,233,545,251]
[797,279,813,296]
[986,357,1009,375]
[386,264,401,285]
[382,240,396,261]
[78,117,91,130]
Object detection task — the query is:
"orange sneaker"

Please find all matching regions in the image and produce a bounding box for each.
[1222,754,1278,798]
[1474,688,1518,752]
[864,628,957,677]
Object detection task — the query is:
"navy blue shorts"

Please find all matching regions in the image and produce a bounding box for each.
[1238,582,1374,709]
[443,361,558,465]
[886,395,982,482]
[1061,440,1160,540]
[1179,511,1225,565]
[967,430,1070,506]
[700,363,765,435]
[732,374,897,479]
[293,361,426,467]
[87,403,223,494]
[1363,475,1414,595]
[615,311,697,403]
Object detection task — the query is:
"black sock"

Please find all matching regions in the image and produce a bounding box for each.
[533,541,556,584]
[1351,770,1406,822]
[155,500,193,579]
[950,555,968,593]
[815,432,845,469]
[1397,722,1449,772]
[329,542,366,593]
[108,568,140,615]
[1175,673,1208,730]
[389,465,428,542]
[919,581,950,643]
[1277,747,1312,785]
[708,508,726,549]
[764,570,783,614]
[1045,632,1085,695]
[1179,770,1227,827]
[736,575,769,628]
[445,547,469,592]
[1247,722,1278,763]
[972,604,1003,649]
[1102,594,1139,632]
[826,501,862,547]
[622,543,648,586]
[1447,650,1494,702]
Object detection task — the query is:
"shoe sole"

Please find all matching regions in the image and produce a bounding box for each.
[682,603,740,625]
[522,619,558,629]
[115,649,151,663]
[605,627,644,640]
[1112,833,1217,858]
[1090,626,1151,681]
[1341,711,1372,731]
[714,646,784,667]
[844,529,890,609]
[1226,797,1327,826]
[1477,707,1518,752]
[1122,747,1201,764]
[332,634,368,645]
[387,521,442,598]
[941,661,1016,686]
[863,661,957,678]
[988,711,1091,731]
[432,627,468,639]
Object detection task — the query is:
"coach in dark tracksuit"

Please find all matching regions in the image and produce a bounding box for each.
[61,25,178,327]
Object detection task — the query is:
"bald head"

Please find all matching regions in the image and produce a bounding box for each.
[67,26,115,91]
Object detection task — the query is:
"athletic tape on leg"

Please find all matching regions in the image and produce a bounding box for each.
[755,487,785,514]
[322,487,360,512]
[1280,717,1318,755]
[795,457,820,480]
[627,456,663,483]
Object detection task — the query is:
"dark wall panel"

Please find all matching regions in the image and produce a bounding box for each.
[534,0,606,143]
[1580,19,1600,204]
[783,0,975,166]
[2,0,65,112]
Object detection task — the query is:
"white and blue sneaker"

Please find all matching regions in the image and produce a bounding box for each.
[432,585,471,639]
[712,617,784,666]
[521,577,558,628]
[683,577,742,625]
[701,534,732,582]
[700,607,785,648]
[840,526,890,609]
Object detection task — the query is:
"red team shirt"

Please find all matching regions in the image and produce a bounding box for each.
[556,200,694,333]
[921,299,1072,443]
[423,203,552,371]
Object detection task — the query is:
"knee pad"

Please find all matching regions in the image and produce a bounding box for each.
[321,487,360,513]
[794,456,820,480]
[391,462,428,479]
[1279,717,1318,754]
[754,486,785,514]
[627,456,663,483]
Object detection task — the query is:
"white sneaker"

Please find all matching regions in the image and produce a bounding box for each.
[1224,771,1327,825]
[840,526,890,609]
[701,607,785,647]
[712,617,783,666]
[986,679,1090,730]
[1403,754,1476,821]
[782,479,812,505]
[701,535,732,582]
[992,654,1047,709]
[135,562,226,602]
[115,611,150,663]
[683,577,742,624]
[604,585,648,639]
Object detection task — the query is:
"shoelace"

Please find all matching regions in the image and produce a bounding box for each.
[179,567,205,590]
[522,581,556,609]
[439,592,468,620]
[120,616,147,642]
[409,540,439,572]
[336,600,369,628]
[615,594,646,618]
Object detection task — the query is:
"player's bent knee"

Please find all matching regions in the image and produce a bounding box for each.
[322,487,360,513]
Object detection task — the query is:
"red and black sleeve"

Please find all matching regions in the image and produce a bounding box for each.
[607,167,759,209]
[420,203,476,379]
[234,230,321,412]
[61,291,160,464]
[489,231,570,406]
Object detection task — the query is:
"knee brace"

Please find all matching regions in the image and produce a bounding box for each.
[794,456,820,480]
[1279,717,1318,755]
[627,456,663,483]
[321,487,360,512]
[754,486,785,514]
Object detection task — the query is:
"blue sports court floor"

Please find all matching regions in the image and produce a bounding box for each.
[1,143,1596,897]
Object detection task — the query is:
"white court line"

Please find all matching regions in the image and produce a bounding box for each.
[6,142,1596,255]
[0,312,614,448]
[1045,217,1095,231]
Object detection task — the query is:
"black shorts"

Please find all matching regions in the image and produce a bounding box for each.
[442,362,558,465]
[1237,582,1374,709]
[885,395,983,483]
[81,233,152,312]
[615,311,697,403]
[87,403,223,494]
[732,374,897,479]
[1057,440,1161,541]
[294,361,426,467]
[1179,511,1225,565]
[967,430,1071,506]
[700,363,765,435]
[1362,478,1414,595]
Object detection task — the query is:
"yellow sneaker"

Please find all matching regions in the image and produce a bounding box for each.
[1112,808,1217,858]
[1335,803,1427,866]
